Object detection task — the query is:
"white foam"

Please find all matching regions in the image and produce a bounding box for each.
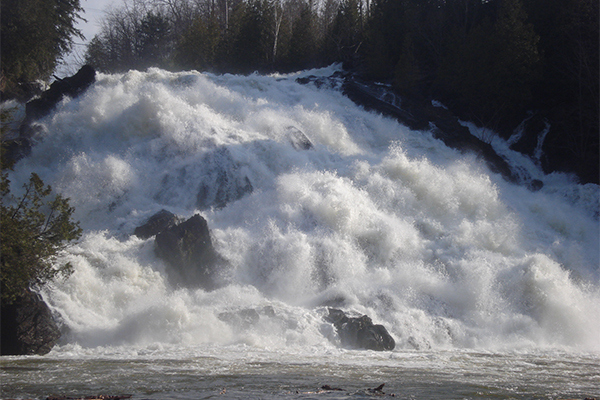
[6,67,596,353]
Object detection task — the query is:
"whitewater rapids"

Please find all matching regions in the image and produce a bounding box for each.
[2,65,599,399]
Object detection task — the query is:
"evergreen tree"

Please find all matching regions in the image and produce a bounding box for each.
[1,117,82,306]
[175,13,222,71]
[136,11,173,69]
[287,2,317,69]
[436,0,540,128]
[1,0,84,98]
[223,0,275,71]
[326,0,362,65]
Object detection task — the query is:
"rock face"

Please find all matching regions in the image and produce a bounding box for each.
[341,78,519,183]
[325,308,395,351]
[23,65,96,126]
[134,209,181,239]
[2,65,97,167]
[1,289,61,355]
[154,214,225,290]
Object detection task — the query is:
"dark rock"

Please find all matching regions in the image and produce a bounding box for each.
[541,125,600,185]
[321,385,344,391]
[342,79,428,131]
[341,77,519,183]
[22,65,96,127]
[196,148,253,210]
[218,306,277,329]
[295,75,316,86]
[509,113,549,157]
[218,308,261,329]
[527,179,544,192]
[368,384,386,394]
[154,214,225,290]
[295,71,347,90]
[286,126,313,150]
[134,209,181,239]
[1,289,61,355]
[325,308,395,351]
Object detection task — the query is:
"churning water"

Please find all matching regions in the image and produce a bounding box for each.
[1,65,599,399]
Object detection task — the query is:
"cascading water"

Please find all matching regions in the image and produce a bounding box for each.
[2,65,599,399]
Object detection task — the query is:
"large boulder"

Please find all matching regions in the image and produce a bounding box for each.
[3,66,97,167]
[134,209,181,239]
[1,289,61,355]
[23,65,96,127]
[325,308,395,351]
[154,214,225,290]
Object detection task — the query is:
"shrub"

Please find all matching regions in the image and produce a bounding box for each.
[1,122,81,305]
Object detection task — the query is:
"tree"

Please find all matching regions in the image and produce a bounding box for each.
[175,13,222,70]
[1,123,81,305]
[435,0,540,129]
[523,0,599,183]
[136,11,173,69]
[222,0,275,72]
[0,173,82,305]
[325,0,363,65]
[1,0,84,98]
[287,1,318,69]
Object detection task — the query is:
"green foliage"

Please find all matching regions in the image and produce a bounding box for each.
[325,0,363,64]
[436,0,540,128]
[0,0,84,97]
[228,0,276,70]
[175,14,222,71]
[287,3,318,69]
[1,136,81,305]
[136,11,173,69]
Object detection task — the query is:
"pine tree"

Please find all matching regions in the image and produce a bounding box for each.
[1,126,81,305]
[1,0,84,98]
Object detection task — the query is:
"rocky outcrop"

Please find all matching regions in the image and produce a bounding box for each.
[341,78,519,183]
[2,66,97,167]
[154,214,226,290]
[325,308,395,351]
[23,65,96,127]
[134,209,181,239]
[298,73,520,182]
[1,289,61,355]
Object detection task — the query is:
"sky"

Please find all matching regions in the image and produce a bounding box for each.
[56,0,118,76]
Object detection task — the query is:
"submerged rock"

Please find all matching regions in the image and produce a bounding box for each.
[527,179,544,192]
[154,214,226,290]
[325,308,395,351]
[196,148,253,210]
[218,308,261,329]
[1,289,61,355]
[286,126,313,150]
